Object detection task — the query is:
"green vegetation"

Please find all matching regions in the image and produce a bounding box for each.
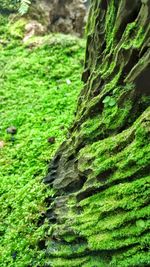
[9,18,28,38]
[0,15,85,266]
[39,1,150,266]
[0,0,31,14]
[19,0,31,15]
[1,0,150,265]
[0,0,18,12]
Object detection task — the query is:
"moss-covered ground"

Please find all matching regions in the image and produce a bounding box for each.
[0,15,85,266]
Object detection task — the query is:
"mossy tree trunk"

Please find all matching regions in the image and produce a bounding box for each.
[44,1,150,266]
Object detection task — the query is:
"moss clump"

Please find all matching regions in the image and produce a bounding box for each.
[9,18,28,38]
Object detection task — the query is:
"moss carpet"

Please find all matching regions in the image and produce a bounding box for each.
[0,22,85,266]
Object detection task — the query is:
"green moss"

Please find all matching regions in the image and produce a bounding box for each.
[42,0,150,265]
[46,257,87,267]
[53,107,149,265]
[105,0,117,51]
[1,0,149,266]
[46,240,87,257]
[0,25,85,266]
[9,18,28,38]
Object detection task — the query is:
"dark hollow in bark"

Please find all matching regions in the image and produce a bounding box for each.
[43,1,150,266]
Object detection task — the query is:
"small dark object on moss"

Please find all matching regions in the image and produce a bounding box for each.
[10,136,16,142]
[80,59,84,66]
[48,137,56,144]
[12,251,17,260]
[60,125,65,130]
[6,126,17,135]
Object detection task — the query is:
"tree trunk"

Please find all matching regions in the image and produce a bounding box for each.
[44,1,150,266]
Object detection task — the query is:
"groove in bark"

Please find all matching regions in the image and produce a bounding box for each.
[43,0,150,266]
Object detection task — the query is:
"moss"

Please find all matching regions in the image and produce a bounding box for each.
[105,0,117,52]
[1,0,149,266]
[46,240,87,257]
[46,257,87,267]
[23,33,85,48]
[0,22,85,266]
[47,106,150,265]
[9,18,28,38]
[44,1,150,266]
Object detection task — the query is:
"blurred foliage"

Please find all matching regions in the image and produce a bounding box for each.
[19,0,31,15]
[0,0,31,14]
[0,0,18,11]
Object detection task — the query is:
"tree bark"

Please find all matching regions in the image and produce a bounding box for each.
[44,1,150,266]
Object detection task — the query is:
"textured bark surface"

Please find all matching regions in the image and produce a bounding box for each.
[44,1,150,266]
